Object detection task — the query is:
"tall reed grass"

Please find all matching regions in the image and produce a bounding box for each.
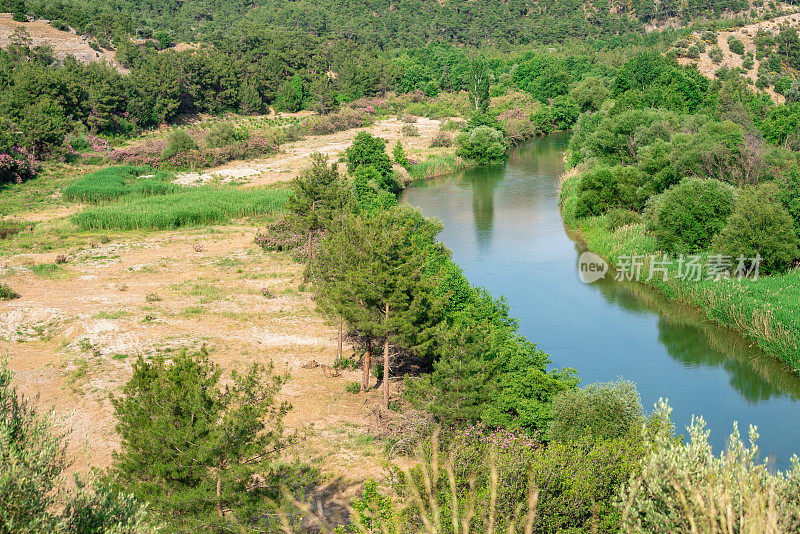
[62,166,180,203]
[410,155,470,180]
[73,186,289,230]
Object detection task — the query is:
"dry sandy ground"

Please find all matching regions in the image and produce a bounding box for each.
[175,116,445,187]
[0,13,124,70]
[1,226,396,482]
[678,12,800,103]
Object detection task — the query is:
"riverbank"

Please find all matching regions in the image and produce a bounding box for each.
[559,167,800,373]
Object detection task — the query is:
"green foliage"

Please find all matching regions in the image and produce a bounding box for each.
[711,184,800,274]
[274,74,304,113]
[709,44,724,63]
[619,400,800,533]
[547,379,645,442]
[570,76,611,112]
[454,126,508,164]
[345,132,395,188]
[603,208,642,231]
[0,283,20,300]
[550,95,580,130]
[161,131,196,160]
[112,348,306,531]
[0,360,158,533]
[727,35,745,55]
[575,165,644,218]
[392,140,410,171]
[314,208,446,392]
[205,122,249,148]
[644,178,735,254]
[63,167,179,204]
[73,186,289,230]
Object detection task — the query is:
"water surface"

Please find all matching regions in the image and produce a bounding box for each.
[404,134,800,468]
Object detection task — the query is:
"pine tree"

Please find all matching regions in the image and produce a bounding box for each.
[314,208,447,404]
[286,153,345,270]
[111,348,294,529]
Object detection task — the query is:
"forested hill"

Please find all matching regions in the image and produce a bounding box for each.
[5,0,778,46]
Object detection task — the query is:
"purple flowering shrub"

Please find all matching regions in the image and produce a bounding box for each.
[305,107,372,135]
[109,137,278,170]
[254,218,305,253]
[0,148,39,185]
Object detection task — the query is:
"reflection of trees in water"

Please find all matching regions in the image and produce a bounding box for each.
[589,276,800,403]
[469,170,502,248]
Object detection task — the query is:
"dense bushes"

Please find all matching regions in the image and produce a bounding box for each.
[161,130,197,160]
[644,178,735,254]
[711,184,800,274]
[574,165,643,218]
[547,380,645,442]
[454,126,508,164]
[0,149,38,185]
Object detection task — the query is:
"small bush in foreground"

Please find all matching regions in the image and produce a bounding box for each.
[0,361,158,532]
[619,400,800,533]
[0,283,20,300]
[205,121,249,148]
[604,208,642,231]
[644,178,735,254]
[401,124,419,137]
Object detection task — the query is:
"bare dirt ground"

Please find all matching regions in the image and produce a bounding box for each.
[678,12,800,103]
[0,13,125,71]
[1,226,396,483]
[175,116,445,187]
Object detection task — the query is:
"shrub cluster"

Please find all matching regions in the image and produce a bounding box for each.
[0,149,39,185]
[454,126,508,164]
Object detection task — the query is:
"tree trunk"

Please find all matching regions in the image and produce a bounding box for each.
[361,340,371,392]
[383,304,390,409]
[307,232,313,270]
[216,467,223,518]
[337,320,343,361]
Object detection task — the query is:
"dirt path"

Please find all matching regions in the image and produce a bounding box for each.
[175,117,445,187]
[1,226,393,481]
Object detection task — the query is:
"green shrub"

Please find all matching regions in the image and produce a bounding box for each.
[392,140,409,170]
[619,400,800,533]
[205,122,249,148]
[644,178,735,254]
[547,379,645,442]
[161,130,197,160]
[454,126,508,164]
[345,381,361,394]
[727,35,745,55]
[550,95,580,130]
[604,208,642,231]
[711,184,800,274]
[12,11,27,21]
[345,131,394,180]
[0,283,20,300]
[709,44,724,63]
[702,31,717,43]
[575,165,643,218]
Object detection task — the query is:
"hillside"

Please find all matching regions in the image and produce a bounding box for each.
[0,13,124,70]
[677,12,800,102]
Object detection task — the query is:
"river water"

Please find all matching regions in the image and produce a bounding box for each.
[404,133,800,468]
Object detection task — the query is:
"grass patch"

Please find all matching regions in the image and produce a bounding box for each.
[29,263,65,277]
[72,186,289,230]
[93,310,130,319]
[64,358,88,394]
[560,170,800,371]
[0,283,20,300]
[62,166,180,203]
[179,306,208,317]
[410,154,470,180]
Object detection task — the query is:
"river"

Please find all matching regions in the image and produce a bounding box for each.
[403,133,800,469]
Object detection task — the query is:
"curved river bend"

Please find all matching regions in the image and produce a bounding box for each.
[404,133,800,469]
